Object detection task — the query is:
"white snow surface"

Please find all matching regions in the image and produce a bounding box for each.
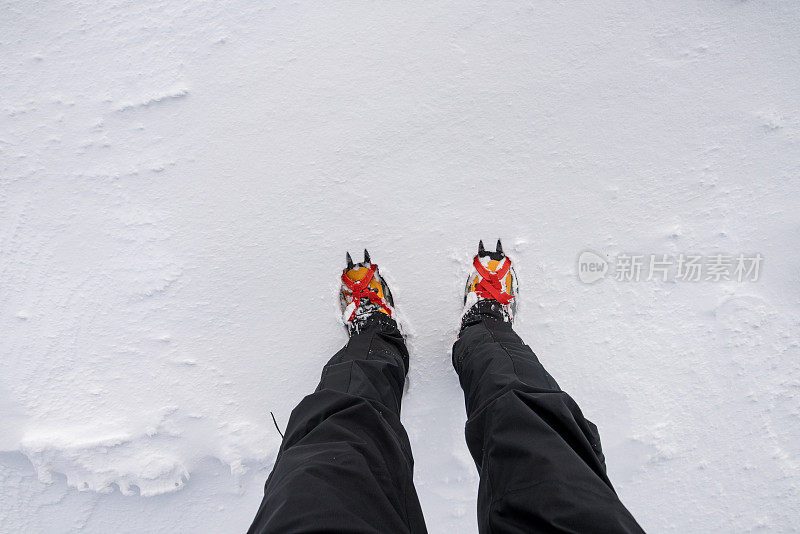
[2,1,800,532]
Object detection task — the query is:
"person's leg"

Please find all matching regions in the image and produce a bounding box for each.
[454,304,644,533]
[248,316,427,534]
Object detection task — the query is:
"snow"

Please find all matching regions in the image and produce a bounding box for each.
[2,0,799,532]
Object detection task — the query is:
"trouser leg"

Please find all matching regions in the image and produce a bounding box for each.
[248,318,427,534]
[453,315,644,534]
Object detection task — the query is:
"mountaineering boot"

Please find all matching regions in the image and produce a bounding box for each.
[462,239,518,328]
[339,249,397,334]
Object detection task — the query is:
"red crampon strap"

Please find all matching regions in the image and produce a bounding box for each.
[473,256,514,305]
[341,264,392,321]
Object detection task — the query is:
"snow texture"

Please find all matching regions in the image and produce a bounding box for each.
[2,1,799,532]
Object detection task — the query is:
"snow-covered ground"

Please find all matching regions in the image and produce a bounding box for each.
[2,1,799,532]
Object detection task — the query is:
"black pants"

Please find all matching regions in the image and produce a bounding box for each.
[248,317,644,533]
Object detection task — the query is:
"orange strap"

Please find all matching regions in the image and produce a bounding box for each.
[473,256,514,305]
[341,264,392,321]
